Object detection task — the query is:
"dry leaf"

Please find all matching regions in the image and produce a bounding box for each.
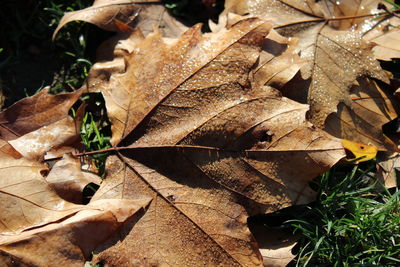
[0,198,151,267]
[249,222,297,267]
[54,0,187,39]
[342,139,378,163]
[254,29,304,88]
[9,116,80,160]
[224,0,399,150]
[46,154,102,203]
[0,88,81,141]
[376,151,399,188]
[0,152,82,234]
[343,1,400,61]
[0,133,149,265]
[86,18,274,145]
[83,17,345,266]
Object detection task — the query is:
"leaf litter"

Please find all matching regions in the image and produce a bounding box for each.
[0,0,400,266]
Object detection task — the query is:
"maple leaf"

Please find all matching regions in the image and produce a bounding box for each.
[83,17,345,266]
[0,4,369,265]
[224,0,400,150]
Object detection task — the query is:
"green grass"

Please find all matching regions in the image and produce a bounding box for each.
[79,93,112,177]
[0,0,109,105]
[262,162,400,266]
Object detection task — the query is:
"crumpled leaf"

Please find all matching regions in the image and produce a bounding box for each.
[0,152,82,234]
[254,29,304,88]
[332,1,400,61]
[376,151,400,188]
[9,116,80,161]
[0,132,150,266]
[224,0,399,150]
[46,154,102,203]
[0,198,151,267]
[85,17,345,266]
[249,222,297,267]
[0,88,81,141]
[54,0,187,39]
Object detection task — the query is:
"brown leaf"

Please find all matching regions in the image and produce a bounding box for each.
[0,198,151,266]
[86,18,274,145]
[249,222,297,267]
[46,154,102,203]
[9,116,80,161]
[0,88,81,141]
[0,131,150,265]
[335,1,400,61]
[0,153,82,234]
[54,0,187,39]
[254,29,304,88]
[224,0,399,150]
[131,3,188,37]
[86,17,345,265]
[0,139,22,159]
[376,151,399,188]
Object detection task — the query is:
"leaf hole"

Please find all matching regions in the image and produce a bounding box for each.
[40,169,49,177]
[344,148,356,159]
[259,131,273,142]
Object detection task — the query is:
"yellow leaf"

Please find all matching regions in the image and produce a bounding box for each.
[342,139,378,163]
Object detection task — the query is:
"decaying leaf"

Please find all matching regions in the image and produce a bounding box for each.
[249,222,297,267]
[84,17,345,266]
[0,198,151,267]
[224,0,400,150]
[0,151,82,234]
[9,116,80,160]
[87,18,274,145]
[0,131,148,266]
[8,0,400,264]
[46,154,102,203]
[341,1,400,61]
[376,151,400,188]
[54,0,187,39]
[342,139,378,163]
[0,88,81,141]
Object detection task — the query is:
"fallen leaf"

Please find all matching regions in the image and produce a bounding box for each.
[132,3,188,37]
[249,222,297,267]
[86,18,274,145]
[0,198,151,267]
[0,88,81,141]
[342,139,378,163]
[376,151,399,188]
[54,0,187,39]
[224,0,400,150]
[9,116,80,161]
[253,29,304,88]
[85,17,345,266]
[0,152,81,234]
[0,131,149,265]
[347,1,400,61]
[46,154,102,203]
